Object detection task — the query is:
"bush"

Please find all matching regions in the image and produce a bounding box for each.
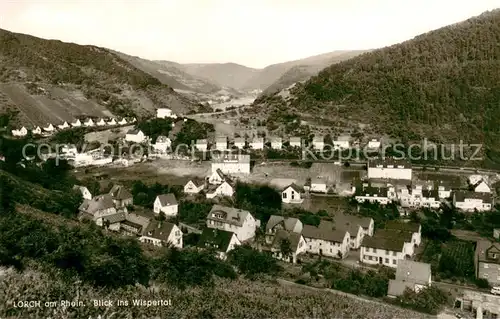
[227,245,282,278]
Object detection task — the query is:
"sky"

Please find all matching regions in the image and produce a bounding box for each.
[1,0,499,68]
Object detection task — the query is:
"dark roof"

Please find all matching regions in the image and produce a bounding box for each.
[395,260,431,284]
[78,194,115,215]
[187,177,205,187]
[333,213,373,231]
[385,221,420,233]
[454,191,492,203]
[283,183,303,193]
[124,213,152,235]
[361,234,405,252]
[376,229,413,242]
[355,185,388,197]
[212,154,251,164]
[207,205,251,227]
[157,193,178,207]
[271,230,303,252]
[108,185,133,201]
[126,129,141,135]
[476,240,500,264]
[387,280,415,297]
[143,221,176,241]
[198,228,235,252]
[266,215,302,233]
[302,221,348,243]
[422,189,439,199]
[368,158,411,169]
[102,212,126,224]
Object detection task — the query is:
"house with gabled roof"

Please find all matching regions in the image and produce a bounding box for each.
[206,205,259,242]
[475,240,500,286]
[312,136,324,150]
[211,154,250,174]
[250,137,264,150]
[83,118,94,127]
[57,121,70,130]
[215,136,228,151]
[78,194,117,222]
[107,118,117,126]
[11,126,28,137]
[108,185,133,208]
[71,119,82,127]
[302,221,350,259]
[332,213,374,249]
[453,191,493,212]
[195,139,208,151]
[198,228,241,260]
[289,137,302,148]
[281,184,304,204]
[119,212,151,236]
[388,260,432,297]
[184,178,205,194]
[208,168,227,185]
[43,123,55,132]
[96,118,106,126]
[265,215,303,244]
[206,178,235,199]
[73,185,92,200]
[32,126,42,135]
[140,220,183,248]
[153,193,178,217]
[270,137,282,149]
[153,135,171,153]
[354,184,390,205]
[368,158,412,180]
[118,118,128,125]
[360,233,406,268]
[233,137,246,149]
[385,221,421,247]
[125,129,146,143]
[269,230,307,263]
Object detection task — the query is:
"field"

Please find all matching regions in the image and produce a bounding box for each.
[0,267,432,319]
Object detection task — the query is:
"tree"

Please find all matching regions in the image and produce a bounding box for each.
[280,238,293,260]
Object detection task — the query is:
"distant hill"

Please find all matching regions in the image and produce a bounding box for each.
[261,51,368,95]
[0,29,202,127]
[254,9,500,162]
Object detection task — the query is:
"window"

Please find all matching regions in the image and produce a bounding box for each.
[392,259,396,265]
[483,273,489,278]
[484,263,489,269]
[291,193,295,200]
[368,256,372,260]
[330,249,332,253]
[177,238,180,244]
[309,245,312,250]
[282,192,287,199]
[385,251,389,255]
[373,248,377,253]
[175,231,180,236]
[385,258,389,263]
[392,251,397,256]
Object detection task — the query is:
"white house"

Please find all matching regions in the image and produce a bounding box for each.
[385,221,422,247]
[11,126,28,137]
[281,184,304,204]
[333,140,350,150]
[367,139,381,149]
[57,121,70,130]
[107,118,117,126]
[153,193,178,217]
[83,118,94,127]
[468,174,484,186]
[233,137,246,149]
[265,216,303,241]
[270,137,282,149]
[118,118,127,125]
[125,129,146,143]
[270,230,307,263]
[208,168,226,185]
[211,154,251,174]
[96,118,106,126]
[312,136,324,150]
[153,136,172,153]
[140,221,183,248]
[469,176,491,193]
[206,205,259,242]
[215,136,228,151]
[195,139,208,151]
[78,194,117,222]
[61,144,78,156]
[289,137,302,148]
[130,117,137,123]
[310,178,327,193]
[71,119,82,127]
[108,185,133,208]
[399,185,440,209]
[206,180,234,199]
[367,159,412,180]
[388,260,432,297]
[333,213,374,249]
[198,228,241,260]
[250,137,264,150]
[453,191,493,212]
[43,123,55,132]
[156,108,175,119]
[73,185,92,200]
[355,185,390,205]
[32,126,42,135]
[360,234,406,268]
[302,221,351,258]
[184,178,205,194]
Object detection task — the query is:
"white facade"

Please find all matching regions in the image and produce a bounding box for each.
[368,162,412,180]
[206,207,258,242]
[11,127,28,137]
[71,119,82,127]
[140,224,183,248]
[361,245,404,268]
[208,170,225,185]
[44,123,55,132]
[310,180,327,193]
[272,235,308,263]
[153,196,178,217]
[437,185,452,199]
[57,122,70,130]
[355,193,390,205]
[211,154,251,174]
[153,137,172,153]
[251,138,264,150]
[281,185,303,204]
[367,139,381,149]
[304,231,350,258]
[156,108,174,118]
[271,138,282,149]
[399,186,440,209]
[96,119,106,126]
[125,130,146,143]
[233,138,246,149]
[474,181,491,193]
[195,140,208,151]
[348,225,364,249]
[454,196,492,212]
[184,180,205,194]
[74,186,92,200]
[84,119,95,127]
[107,118,117,126]
[215,137,228,151]
[312,137,324,150]
[32,126,42,135]
[333,140,350,150]
[289,137,301,148]
[206,181,234,199]
[118,118,127,125]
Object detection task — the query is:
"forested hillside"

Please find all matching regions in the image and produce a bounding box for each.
[259,10,500,161]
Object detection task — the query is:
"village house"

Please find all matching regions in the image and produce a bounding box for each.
[373,229,417,257]
[265,216,303,244]
[205,179,234,199]
[71,119,82,127]
[11,126,27,137]
[333,140,350,150]
[399,185,440,209]
[385,221,422,247]
[215,136,228,151]
[118,212,151,236]
[32,126,42,135]
[281,184,304,204]
[140,220,183,248]
[354,184,390,205]
[83,118,95,127]
[309,178,328,193]
[453,191,493,212]
[250,137,264,150]
[153,135,172,153]
[289,137,302,148]
[332,213,374,249]
[302,221,350,258]
[269,230,307,263]
[475,240,500,286]
[233,137,246,149]
[156,108,176,119]
[388,260,432,298]
[198,228,241,260]
[108,185,133,208]
[118,118,128,125]
[367,139,381,149]
[57,121,70,130]
[435,181,453,199]
[455,289,500,319]
[78,194,117,223]
[312,136,324,150]
[211,154,251,174]
[43,123,55,132]
[107,118,117,126]
[270,137,283,149]
[360,234,406,268]
[73,185,92,200]
[468,175,492,193]
[208,168,227,185]
[367,159,412,180]
[153,193,178,217]
[195,139,208,151]
[96,118,106,126]
[99,211,127,232]
[125,129,146,143]
[183,178,205,194]
[130,117,137,123]
[206,205,259,242]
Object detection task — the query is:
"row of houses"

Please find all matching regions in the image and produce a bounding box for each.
[11,117,137,137]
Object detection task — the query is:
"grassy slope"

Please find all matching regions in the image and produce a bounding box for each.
[0,28,201,126]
